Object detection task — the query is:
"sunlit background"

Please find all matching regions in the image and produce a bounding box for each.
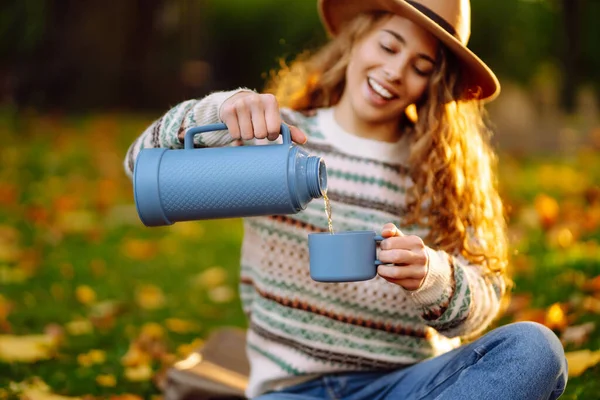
[0,0,599,398]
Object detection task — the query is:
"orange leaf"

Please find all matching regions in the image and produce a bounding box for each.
[122,239,158,261]
[583,276,600,292]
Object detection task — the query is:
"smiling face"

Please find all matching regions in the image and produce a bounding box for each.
[335,14,439,140]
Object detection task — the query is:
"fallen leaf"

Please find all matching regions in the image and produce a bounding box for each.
[124,364,153,382]
[583,275,600,292]
[96,374,117,388]
[545,303,568,331]
[582,297,600,314]
[135,285,166,310]
[176,338,205,357]
[194,266,227,287]
[65,319,93,336]
[208,286,235,304]
[109,395,143,400]
[77,349,106,367]
[534,194,559,229]
[75,285,97,305]
[165,318,201,334]
[0,265,29,284]
[0,334,57,362]
[140,323,165,341]
[565,349,600,377]
[122,239,158,261]
[121,343,151,367]
[55,210,96,235]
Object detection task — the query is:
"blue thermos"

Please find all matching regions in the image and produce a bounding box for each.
[133,123,327,226]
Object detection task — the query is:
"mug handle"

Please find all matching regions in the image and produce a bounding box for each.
[183,123,292,150]
[374,235,384,266]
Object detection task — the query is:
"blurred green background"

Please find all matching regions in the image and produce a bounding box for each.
[0,0,599,398]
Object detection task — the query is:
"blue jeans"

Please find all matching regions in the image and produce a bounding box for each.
[256,322,568,400]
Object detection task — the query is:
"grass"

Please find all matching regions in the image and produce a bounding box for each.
[0,110,599,398]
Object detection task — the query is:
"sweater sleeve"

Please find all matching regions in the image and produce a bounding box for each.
[408,246,506,339]
[123,88,253,179]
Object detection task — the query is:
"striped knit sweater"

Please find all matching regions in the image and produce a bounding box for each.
[124,89,506,398]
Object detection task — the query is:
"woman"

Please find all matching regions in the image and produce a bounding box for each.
[124,0,568,398]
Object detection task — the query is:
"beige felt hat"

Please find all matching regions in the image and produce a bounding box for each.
[318,0,500,101]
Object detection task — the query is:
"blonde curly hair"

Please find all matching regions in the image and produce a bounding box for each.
[265,12,510,286]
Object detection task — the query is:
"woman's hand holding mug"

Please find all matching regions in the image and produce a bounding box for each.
[219,91,308,144]
[377,223,429,291]
[308,223,429,290]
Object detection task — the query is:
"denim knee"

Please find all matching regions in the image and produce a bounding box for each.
[495,322,567,381]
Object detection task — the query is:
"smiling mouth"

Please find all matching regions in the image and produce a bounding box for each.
[367,78,396,100]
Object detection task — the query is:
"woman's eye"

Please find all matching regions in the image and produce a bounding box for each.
[413,67,432,77]
[380,44,394,54]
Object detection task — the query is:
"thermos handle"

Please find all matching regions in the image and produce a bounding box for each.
[183,123,292,150]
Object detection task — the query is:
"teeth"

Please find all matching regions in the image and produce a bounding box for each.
[368,78,394,99]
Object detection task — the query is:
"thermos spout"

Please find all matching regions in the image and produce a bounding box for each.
[307,157,327,198]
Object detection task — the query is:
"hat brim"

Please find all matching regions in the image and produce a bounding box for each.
[318,0,500,102]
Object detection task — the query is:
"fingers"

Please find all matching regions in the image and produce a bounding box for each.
[289,125,308,144]
[380,235,425,251]
[381,223,404,238]
[378,248,427,266]
[236,101,255,141]
[221,93,300,143]
[377,264,425,280]
[264,95,282,141]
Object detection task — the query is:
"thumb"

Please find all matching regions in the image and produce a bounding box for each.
[288,125,308,144]
[382,223,404,238]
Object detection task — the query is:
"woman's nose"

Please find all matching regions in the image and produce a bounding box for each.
[383,58,407,83]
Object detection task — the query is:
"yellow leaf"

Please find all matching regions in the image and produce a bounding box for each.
[0,265,28,284]
[140,322,165,340]
[545,303,568,331]
[77,349,106,367]
[96,374,117,388]
[208,286,235,304]
[165,318,201,334]
[0,334,57,363]
[534,194,559,229]
[124,364,153,382]
[22,387,82,400]
[170,221,205,238]
[135,285,166,310]
[565,349,600,377]
[121,343,151,367]
[194,266,227,288]
[55,210,96,234]
[75,285,96,305]
[176,338,205,357]
[65,319,93,336]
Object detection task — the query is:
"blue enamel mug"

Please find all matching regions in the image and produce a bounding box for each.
[308,231,384,282]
